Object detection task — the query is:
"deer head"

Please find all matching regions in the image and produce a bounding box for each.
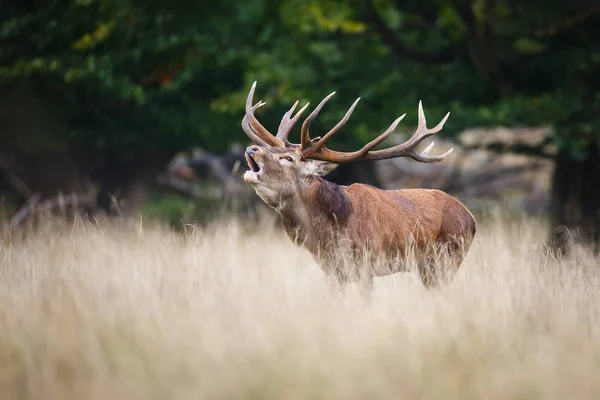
[241,81,453,207]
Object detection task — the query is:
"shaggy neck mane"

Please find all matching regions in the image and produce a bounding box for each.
[279,177,352,232]
[310,177,351,224]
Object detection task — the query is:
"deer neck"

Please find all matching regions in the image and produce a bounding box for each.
[277,177,351,249]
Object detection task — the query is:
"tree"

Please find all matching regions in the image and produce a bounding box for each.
[0,0,268,214]
[2,0,599,250]
[219,0,600,251]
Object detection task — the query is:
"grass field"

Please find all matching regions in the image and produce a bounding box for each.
[0,213,598,399]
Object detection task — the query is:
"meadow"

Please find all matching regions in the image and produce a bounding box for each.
[0,213,598,399]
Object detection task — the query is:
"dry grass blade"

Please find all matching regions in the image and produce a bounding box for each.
[0,215,598,399]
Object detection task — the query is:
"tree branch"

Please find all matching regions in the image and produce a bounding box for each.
[362,0,455,64]
[533,3,600,38]
[461,141,556,159]
[441,164,545,193]
[10,191,96,229]
[452,0,514,95]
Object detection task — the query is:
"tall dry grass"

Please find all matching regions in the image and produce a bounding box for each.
[0,214,598,399]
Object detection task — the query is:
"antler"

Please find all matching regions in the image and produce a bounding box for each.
[241,81,309,148]
[299,95,453,164]
[242,101,270,147]
[277,100,310,146]
[241,82,453,164]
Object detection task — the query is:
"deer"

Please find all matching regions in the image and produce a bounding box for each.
[241,82,476,291]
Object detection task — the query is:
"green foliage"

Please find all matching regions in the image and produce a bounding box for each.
[228,0,600,157]
[1,0,266,159]
[142,191,206,228]
[1,0,599,162]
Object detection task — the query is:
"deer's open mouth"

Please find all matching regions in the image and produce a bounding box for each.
[245,154,261,173]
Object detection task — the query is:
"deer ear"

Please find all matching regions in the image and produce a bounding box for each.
[303,160,339,177]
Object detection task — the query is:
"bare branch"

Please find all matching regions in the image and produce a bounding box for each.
[533,3,600,37]
[10,192,95,229]
[461,140,556,159]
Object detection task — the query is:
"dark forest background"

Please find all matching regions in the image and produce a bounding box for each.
[1,0,599,251]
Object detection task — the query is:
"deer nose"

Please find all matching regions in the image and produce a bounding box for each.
[245,146,260,156]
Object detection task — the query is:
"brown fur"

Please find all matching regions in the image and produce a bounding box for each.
[241,83,474,290]
[243,145,476,290]
[277,178,476,288]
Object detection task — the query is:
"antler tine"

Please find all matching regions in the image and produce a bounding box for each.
[245,81,285,148]
[276,100,310,145]
[356,114,406,155]
[241,101,270,147]
[300,99,452,164]
[360,102,451,162]
[408,141,454,163]
[300,113,407,163]
[276,100,298,138]
[395,101,450,151]
[311,97,361,151]
[300,91,337,148]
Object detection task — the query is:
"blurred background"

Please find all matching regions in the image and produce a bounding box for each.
[1,0,598,251]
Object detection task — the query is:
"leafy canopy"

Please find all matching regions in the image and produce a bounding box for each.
[2,0,599,161]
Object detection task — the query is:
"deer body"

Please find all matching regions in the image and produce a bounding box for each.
[241,82,476,289]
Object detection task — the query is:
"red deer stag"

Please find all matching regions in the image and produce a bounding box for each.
[241,82,476,290]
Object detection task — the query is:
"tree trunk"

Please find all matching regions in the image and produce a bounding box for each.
[550,143,600,253]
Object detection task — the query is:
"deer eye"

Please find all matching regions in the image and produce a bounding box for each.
[280,156,294,162]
